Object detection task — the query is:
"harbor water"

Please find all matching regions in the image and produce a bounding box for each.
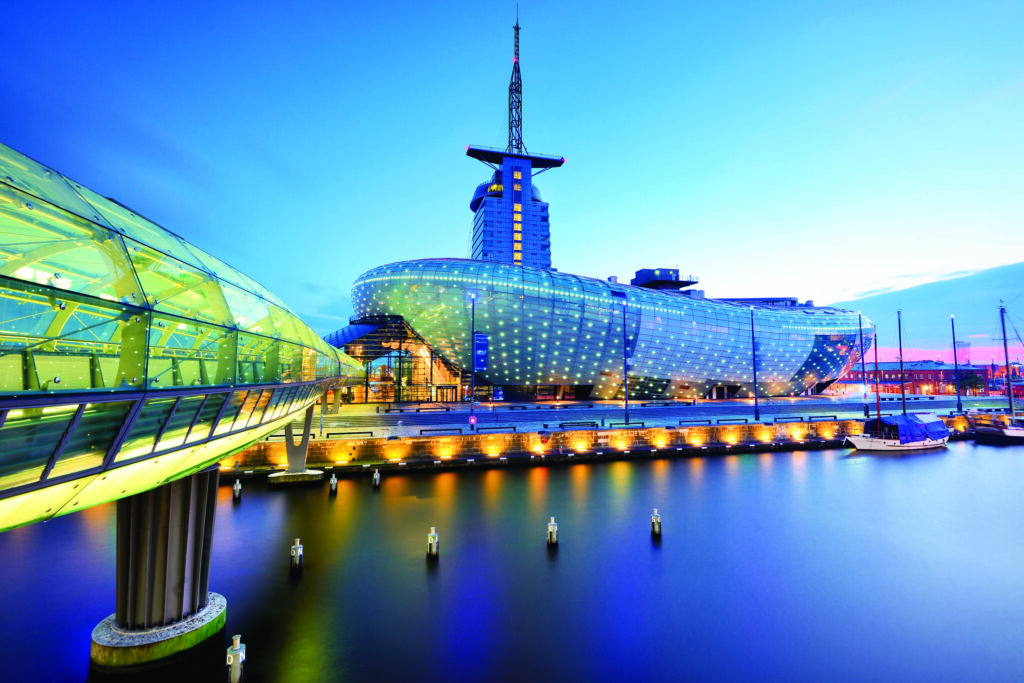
[2,441,1024,681]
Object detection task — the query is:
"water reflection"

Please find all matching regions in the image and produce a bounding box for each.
[4,445,1024,682]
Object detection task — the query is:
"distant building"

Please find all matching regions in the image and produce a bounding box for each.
[837,361,990,396]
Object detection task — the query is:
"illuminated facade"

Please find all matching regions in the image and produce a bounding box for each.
[0,141,362,531]
[350,258,870,400]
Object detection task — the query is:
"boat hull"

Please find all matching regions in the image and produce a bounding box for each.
[846,435,949,452]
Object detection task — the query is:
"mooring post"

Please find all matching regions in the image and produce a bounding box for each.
[427,526,440,558]
[226,634,246,683]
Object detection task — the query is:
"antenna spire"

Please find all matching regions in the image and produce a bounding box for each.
[508,17,525,154]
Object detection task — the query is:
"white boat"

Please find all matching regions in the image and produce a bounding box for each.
[968,412,1024,444]
[846,414,949,452]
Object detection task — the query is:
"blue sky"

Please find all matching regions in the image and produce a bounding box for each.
[3,1,1022,334]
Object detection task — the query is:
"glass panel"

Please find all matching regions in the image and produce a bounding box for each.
[187,392,227,443]
[214,391,247,436]
[0,144,112,226]
[222,283,274,336]
[182,243,288,308]
[0,281,147,394]
[232,390,262,430]
[0,182,143,302]
[155,395,206,452]
[241,389,270,428]
[123,237,235,327]
[236,333,275,384]
[68,181,210,271]
[0,404,76,490]
[49,401,132,478]
[147,314,236,389]
[279,341,305,383]
[115,397,177,462]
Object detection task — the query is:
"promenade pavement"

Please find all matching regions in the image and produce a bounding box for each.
[273,394,1006,441]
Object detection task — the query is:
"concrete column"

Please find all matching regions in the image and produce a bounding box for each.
[269,405,322,484]
[91,466,227,670]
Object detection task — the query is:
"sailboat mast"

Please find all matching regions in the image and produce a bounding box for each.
[874,324,882,421]
[1000,305,1014,415]
[897,310,907,415]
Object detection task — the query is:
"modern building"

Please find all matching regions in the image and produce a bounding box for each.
[467,20,563,270]
[331,23,871,402]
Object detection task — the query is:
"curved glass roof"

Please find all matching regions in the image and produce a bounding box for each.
[0,141,354,394]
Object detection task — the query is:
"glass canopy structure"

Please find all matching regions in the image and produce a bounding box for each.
[0,141,362,531]
[350,258,870,401]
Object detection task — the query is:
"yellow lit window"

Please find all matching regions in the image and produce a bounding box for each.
[514,203,522,211]
[514,171,522,179]
[514,213,522,221]
[514,183,521,191]
[514,253,522,261]
[514,243,522,251]
[514,233,522,241]
[514,223,522,232]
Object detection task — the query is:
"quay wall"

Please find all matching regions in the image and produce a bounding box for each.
[219,417,970,473]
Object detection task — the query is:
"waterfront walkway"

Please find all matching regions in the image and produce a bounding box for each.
[282,394,1003,441]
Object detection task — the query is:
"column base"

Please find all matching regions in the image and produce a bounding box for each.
[90,592,226,671]
[267,469,323,485]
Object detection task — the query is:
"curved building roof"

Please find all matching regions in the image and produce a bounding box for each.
[352,258,870,399]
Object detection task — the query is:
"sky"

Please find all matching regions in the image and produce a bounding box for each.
[2,1,1023,336]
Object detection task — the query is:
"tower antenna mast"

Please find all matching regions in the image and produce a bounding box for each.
[507,11,526,154]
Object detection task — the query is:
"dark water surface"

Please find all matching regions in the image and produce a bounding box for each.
[3,442,1024,682]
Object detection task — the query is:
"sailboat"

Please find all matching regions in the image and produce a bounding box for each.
[846,312,950,452]
[969,305,1024,443]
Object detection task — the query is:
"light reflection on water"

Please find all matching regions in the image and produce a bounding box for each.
[2,443,1024,681]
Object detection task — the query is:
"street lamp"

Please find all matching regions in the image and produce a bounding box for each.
[611,291,629,424]
[469,292,476,421]
[749,307,760,421]
[951,314,963,413]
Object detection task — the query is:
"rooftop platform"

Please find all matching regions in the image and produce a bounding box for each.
[466,145,565,169]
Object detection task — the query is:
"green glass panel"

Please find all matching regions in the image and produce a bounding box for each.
[266,304,305,344]
[0,144,113,227]
[186,393,227,443]
[213,391,248,436]
[236,333,275,384]
[278,341,305,383]
[0,281,147,394]
[0,404,76,491]
[49,401,132,478]
[123,237,235,327]
[0,182,143,302]
[232,390,262,430]
[155,395,206,452]
[115,397,177,462]
[222,283,275,336]
[244,389,273,428]
[147,313,235,389]
[68,181,210,271]
[183,243,288,308]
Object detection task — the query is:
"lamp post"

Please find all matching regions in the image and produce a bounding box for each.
[611,291,629,424]
[749,307,760,421]
[469,293,476,420]
[858,313,869,418]
[951,315,963,413]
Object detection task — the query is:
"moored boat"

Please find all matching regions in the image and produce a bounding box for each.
[846,414,950,451]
